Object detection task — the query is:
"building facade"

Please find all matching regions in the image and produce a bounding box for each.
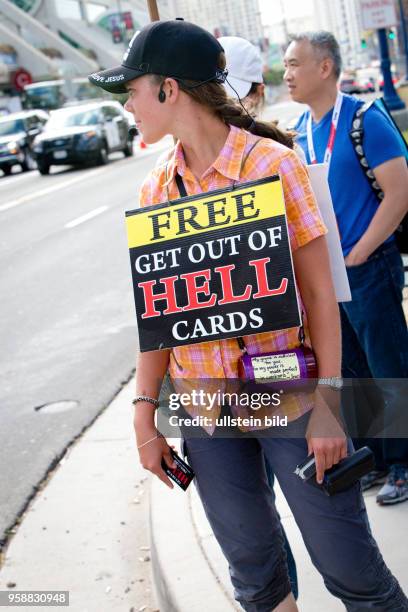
[169,0,263,44]
[313,0,369,67]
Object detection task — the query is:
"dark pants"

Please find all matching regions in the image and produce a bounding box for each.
[340,242,408,466]
[183,433,407,611]
[264,460,298,600]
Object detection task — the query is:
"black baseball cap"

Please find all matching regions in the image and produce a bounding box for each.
[88,19,226,94]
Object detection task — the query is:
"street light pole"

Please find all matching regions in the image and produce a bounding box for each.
[78,0,90,26]
[398,0,408,81]
[378,27,405,109]
[278,0,289,43]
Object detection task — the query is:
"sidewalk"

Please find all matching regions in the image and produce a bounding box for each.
[151,449,408,612]
[0,374,407,612]
[0,382,158,612]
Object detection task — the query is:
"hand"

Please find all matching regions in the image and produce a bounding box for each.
[134,419,176,489]
[344,244,369,267]
[306,387,347,484]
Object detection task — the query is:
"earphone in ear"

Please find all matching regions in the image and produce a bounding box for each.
[158,88,166,103]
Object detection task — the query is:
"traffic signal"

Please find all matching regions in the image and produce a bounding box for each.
[112,26,122,44]
[361,38,367,49]
[388,28,396,40]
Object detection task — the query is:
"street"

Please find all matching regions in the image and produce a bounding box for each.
[0,137,172,545]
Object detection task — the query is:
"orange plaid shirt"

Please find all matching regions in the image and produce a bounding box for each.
[139,126,327,424]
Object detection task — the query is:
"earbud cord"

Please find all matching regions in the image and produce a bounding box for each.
[224,77,256,130]
[160,74,256,130]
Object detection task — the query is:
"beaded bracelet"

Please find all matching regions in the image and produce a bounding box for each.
[132,395,160,409]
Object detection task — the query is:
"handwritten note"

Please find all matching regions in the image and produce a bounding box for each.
[252,353,300,381]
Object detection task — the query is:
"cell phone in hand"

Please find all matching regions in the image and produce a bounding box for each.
[161,448,195,491]
[294,447,374,495]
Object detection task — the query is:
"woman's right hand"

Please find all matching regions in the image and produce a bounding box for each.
[134,417,176,489]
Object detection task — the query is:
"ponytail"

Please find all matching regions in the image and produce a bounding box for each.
[150,75,295,150]
[216,97,295,149]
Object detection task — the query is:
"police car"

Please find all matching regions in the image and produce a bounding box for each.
[32,101,136,175]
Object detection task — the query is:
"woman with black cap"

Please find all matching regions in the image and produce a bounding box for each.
[89,19,407,612]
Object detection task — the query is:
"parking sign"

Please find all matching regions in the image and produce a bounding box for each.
[361,0,397,30]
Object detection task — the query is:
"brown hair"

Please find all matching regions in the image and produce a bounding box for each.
[150,72,294,150]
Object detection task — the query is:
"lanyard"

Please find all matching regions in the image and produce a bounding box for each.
[306,92,343,167]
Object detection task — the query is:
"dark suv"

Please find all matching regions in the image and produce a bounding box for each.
[32,101,136,175]
[0,110,48,176]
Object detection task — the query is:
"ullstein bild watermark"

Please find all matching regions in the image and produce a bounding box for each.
[0,591,69,607]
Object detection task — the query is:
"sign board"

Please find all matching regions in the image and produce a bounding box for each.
[12,68,32,91]
[360,0,397,30]
[126,176,301,351]
[307,164,351,303]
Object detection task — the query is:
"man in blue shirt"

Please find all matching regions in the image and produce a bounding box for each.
[284,31,408,505]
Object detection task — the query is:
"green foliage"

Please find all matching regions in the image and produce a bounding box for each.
[112,93,128,106]
[263,67,285,86]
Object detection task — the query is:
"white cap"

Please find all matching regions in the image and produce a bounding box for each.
[219,36,263,100]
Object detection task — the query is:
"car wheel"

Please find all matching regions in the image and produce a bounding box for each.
[37,162,50,175]
[97,143,108,165]
[123,138,134,157]
[1,165,12,176]
[21,150,37,172]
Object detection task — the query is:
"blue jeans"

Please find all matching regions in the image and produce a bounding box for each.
[340,242,408,465]
[182,432,407,611]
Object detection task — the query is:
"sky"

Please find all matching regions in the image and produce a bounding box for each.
[258,0,314,26]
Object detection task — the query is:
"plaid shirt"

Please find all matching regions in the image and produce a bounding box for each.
[139,126,327,425]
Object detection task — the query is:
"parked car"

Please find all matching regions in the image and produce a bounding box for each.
[339,77,363,95]
[0,110,48,176]
[356,77,376,93]
[32,101,136,175]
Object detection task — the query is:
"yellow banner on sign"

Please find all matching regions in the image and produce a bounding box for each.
[126,177,285,249]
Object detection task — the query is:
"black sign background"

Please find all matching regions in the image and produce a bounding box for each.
[126,176,301,351]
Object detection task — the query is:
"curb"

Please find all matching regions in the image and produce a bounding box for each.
[150,475,235,612]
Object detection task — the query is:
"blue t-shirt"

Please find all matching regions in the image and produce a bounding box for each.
[294,94,405,256]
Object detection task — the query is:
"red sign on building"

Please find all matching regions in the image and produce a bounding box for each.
[12,68,33,91]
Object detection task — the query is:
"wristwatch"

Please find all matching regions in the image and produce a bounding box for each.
[317,377,344,390]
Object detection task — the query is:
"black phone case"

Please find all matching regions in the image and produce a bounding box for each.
[295,446,375,495]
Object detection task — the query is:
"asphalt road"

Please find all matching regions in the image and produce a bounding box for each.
[0,138,172,544]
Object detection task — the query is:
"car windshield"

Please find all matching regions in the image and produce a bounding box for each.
[0,118,25,136]
[45,109,100,130]
[23,85,62,110]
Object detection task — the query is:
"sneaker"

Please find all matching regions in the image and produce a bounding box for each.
[376,465,408,505]
[360,469,388,492]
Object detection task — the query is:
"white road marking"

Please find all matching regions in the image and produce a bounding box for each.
[0,172,34,189]
[0,167,105,213]
[65,205,108,229]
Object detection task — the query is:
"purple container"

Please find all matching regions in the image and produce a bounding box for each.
[238,346,318,392]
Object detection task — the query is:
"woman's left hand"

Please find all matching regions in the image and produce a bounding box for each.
[305,387,347,484]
